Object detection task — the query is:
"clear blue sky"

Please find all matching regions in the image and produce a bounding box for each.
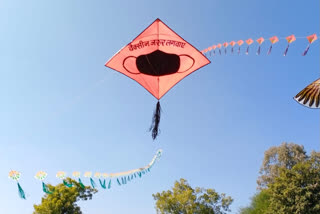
[0,0,319,213]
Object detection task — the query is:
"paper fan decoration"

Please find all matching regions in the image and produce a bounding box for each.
[35,171,48,181]
[294,78,320,108]
[35,171,53,194]
[9,170,25,199]
[267,36,279,55]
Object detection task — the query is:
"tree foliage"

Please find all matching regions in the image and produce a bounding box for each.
[239,190,270,214]
[267,159,320,214]
[153,178,233,214]
[241,143,320,214]
[257,142,307,189]
[33,178,97,214]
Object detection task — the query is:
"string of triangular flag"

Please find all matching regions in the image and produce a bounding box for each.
[202,34,318,56]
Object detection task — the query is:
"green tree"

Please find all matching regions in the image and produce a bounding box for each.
[153,178,233,214]
[33,178,97,214]
[242,143,320,214]
[267,159,320,214]
[239,190,270,214]
[257,142,307,189]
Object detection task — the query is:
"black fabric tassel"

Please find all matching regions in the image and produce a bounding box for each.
[150,101,161,140]
[267,45,272,55]
[302,44,310,56]
[283,44,289,56]
[256,46,261,55]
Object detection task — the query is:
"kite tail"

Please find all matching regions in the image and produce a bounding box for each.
[99,179,106,189]
[137,172,142,178]
[231,47,234,53]
[257,46,261,55]
[63,179,73,188]
[283,44,289,56]
[121,177,127,185]
[219,49,221,55]
[42,182,53,194]
[78,178,85,189]
[150,101,161,140]
[267,45,272,55]
[238,47,240,55]
[90,178,96,189]
[224,49,227,54]
[108,180,112,189]
[117,178,121,186]
[302,44,310,56]
[17,182,26,199]
[213,50,215,55]
[246,46,249,55]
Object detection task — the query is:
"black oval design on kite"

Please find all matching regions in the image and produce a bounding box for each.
[123,50,196,76]
[136,50,180,76]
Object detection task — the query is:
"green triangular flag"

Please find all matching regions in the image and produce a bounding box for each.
[42,182,53,194]
[78,178,85,189]
[63,180,73,188]
[17,182,26,199]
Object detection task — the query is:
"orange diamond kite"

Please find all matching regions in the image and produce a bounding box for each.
[105,19,210,140]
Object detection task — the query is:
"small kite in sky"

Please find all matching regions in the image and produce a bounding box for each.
[229,41,236,53]
[35,171,53,194]
[84,172,97,189]
[302,34,317,56]
[245,38,254,55]
[208,46,212,56]
[105,19,210,140]
[223,42,229,54]
[237,40,244,55]
[212,45,217,55]
[94,172,107,189]
[294,79,320,108]
[283,35,296,56]
[9,170,25,199]
[267,36,279,55]
[217,43,222,55]
[56,171,73,188]
[256,37,264,55]
[72,171,85,189]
